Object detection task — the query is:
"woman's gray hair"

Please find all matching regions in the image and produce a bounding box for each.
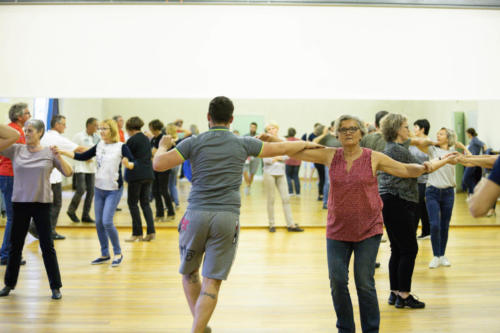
[440,127,457,147]
[25,119,46,138]
[8,103,28,123]
[380,113,407,142]
[334,115,367,137]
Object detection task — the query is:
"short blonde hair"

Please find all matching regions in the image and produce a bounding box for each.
[440,127,457,147]
[381,113,407,142]
[102,119,119,143]
[265,122,279,133]
[165,123,178,139]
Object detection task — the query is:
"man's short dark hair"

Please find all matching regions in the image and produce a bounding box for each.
[86,117,98,127]
[149,119,164,132]
[414,119,431,135]
[50,115,66,128]
[209,96,234,123]
[126,116,144,131]
[287,127,296,138]
[250,122,258,127]
[375,110,389,128]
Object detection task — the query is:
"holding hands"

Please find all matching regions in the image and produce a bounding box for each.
[159,135,176,150]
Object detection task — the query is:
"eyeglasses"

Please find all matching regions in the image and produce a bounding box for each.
[338,127,359,134]
[98,127,110,131]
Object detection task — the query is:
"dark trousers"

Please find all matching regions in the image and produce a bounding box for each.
[127,180,155,236]
[314,163,325,197]
[50,183,62,234]
[462,166,483,195]
[67,173,95,218]
[285,165,301,195]
[381,194,418,292]
[327,235,381,333]
[5,203,62,290]
[416,183,430,236]
[152,171,174,217]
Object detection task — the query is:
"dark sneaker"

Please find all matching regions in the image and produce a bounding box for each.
[395,294,425,309]
[375,262,381,269]
[269,227,276,233]
[0,286,12,297]
[388,292,397,305]
[417,234,430,240]
[52,233,66,240]
[287,226,304,232]
[91,256,110,265]
[51,288,62,300]
[67,211,80,223]
[81,216,95,223]
[111,255,123,267]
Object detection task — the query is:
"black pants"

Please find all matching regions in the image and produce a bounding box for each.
[128,180,155,236]
[416,183,430,236]
[67,173,95,218]
[381,194,418,292]
[314,163,325,197]
[5,203,62,290]
[50,183,62,234]
[152,171,174,217]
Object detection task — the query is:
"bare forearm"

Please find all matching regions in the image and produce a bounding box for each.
[58,157,73,177]
[405,164,426,177]
[460,155,498,168]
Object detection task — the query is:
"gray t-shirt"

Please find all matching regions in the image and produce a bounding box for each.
[176,127,264,214]
[360,132,386,152]
[319,134,342,148]
[427,146,456,188]
[378,141,419,203]
[0,144,65,203]
[409,145,429,184]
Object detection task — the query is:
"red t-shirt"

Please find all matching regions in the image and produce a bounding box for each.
[119,129,125,143]
[0,122,26,176]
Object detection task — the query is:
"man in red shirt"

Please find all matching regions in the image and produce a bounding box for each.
[0,103,31,265]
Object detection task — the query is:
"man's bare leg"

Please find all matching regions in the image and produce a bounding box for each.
[183,271,201,316]
[191,277,222,333]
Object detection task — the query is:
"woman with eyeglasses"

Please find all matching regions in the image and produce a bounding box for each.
[60,119,134,268]
[0,120,72,300]
[260,114,455,333]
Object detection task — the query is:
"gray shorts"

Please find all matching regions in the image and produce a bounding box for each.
[243,157,260,175]
[178,209,240,280]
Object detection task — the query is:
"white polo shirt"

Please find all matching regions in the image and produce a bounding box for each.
[73,131,100,174]
[40,129,78,184]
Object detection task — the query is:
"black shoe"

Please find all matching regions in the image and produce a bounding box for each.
[388,292,397,305]
[1,258,26,265]
[52,233,66,240]
[67,211,80,223]
[0,286,12,297]
[395,294,425,309]
[287,226,304,232]
[51,288,62,300]
[81,216,95,223]
[269,227,276,233]
[375,262,381,269]
[116,208,122,212]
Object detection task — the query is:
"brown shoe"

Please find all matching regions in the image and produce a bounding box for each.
[142,233,156,242]
[125,235,142,242]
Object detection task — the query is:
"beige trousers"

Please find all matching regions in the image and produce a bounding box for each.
[263,173,294,228]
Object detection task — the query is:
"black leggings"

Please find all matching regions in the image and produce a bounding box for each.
[381,194,418,292]
[152,171,175,217]
[5,203,62,290]
[314,163,325,197]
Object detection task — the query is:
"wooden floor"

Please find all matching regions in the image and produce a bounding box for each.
[2,178,496,230]
[1,226,500,332]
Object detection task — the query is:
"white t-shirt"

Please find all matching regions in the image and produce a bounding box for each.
[40,130,78,184]
[73,131,100,174]
[427,146,456,189]
[95,142,125,191]
[263,156,288,176]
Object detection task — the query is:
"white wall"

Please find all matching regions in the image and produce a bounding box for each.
[1,5,500,99]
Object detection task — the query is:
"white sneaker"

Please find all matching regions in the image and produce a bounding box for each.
[439,256,451,267]
[429,256,440,269]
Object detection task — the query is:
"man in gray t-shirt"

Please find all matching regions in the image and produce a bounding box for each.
[152,96,321,333]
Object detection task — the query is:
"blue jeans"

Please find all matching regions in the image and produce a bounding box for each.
[462,166,482,195]
[0,176,14,261]
[323,166,330,208]
[327,235,381,333]
[94,187,122,257]
[169,166,179,206]
[425,186,454,257]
